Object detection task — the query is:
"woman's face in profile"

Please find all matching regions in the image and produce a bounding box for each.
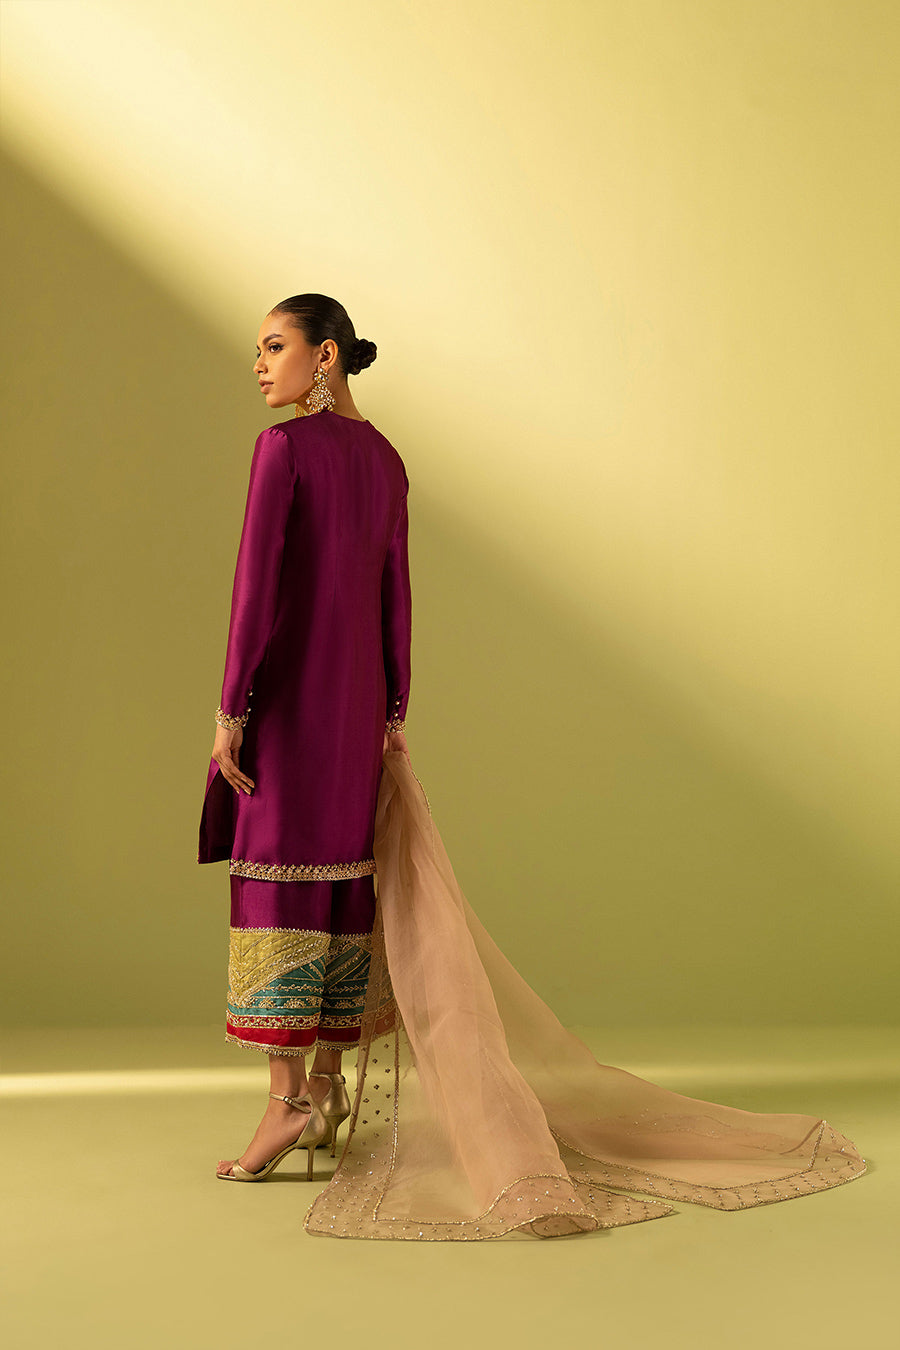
[253,314,321,409]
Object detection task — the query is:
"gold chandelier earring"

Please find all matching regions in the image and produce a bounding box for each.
[295,367,337,417]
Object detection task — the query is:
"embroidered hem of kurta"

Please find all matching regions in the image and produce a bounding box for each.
[229,857,377,881]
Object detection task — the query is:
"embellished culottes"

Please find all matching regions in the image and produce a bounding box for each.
[225,873,376,1057]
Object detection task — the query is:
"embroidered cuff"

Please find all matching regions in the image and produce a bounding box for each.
[216,705,250,729]
[386,691,406,734]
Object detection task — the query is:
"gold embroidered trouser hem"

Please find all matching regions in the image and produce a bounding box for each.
[224,1033,361,1058]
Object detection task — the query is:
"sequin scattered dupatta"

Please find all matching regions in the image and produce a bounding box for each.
[303,734,866,1241]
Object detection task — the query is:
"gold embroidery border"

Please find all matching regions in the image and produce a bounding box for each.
[241,994,371,1015]
[225,1033,363,1057]
[232,927,375,952]
[235,925,372,937]
[216,704,250,729]
[230,857,376,882]
[225,1033,311,1057]
[227,1011,321,1029]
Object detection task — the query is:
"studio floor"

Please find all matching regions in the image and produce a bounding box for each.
[2,1024,895,1350]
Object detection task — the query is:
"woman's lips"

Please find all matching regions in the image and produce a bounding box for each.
[259,382,273,390]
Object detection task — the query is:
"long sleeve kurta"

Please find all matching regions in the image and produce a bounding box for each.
[198,409,411,880]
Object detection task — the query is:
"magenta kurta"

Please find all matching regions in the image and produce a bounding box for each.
[197,408,411,880]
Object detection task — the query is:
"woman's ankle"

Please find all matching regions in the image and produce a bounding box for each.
[267,1054,309,1100]
[309,1049,341,1074]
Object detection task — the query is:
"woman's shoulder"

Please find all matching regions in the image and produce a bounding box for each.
[263,414,407,482]
[254,416,330,464]
[263,415,320,439]
[264,412,377,443]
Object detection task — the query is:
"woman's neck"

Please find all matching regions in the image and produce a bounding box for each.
[329,392,366,420]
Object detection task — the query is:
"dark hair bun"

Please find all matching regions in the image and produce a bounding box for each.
[348,337,377,376]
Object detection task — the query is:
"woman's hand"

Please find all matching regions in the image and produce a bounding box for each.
[213,723,255,795]
[384,727,411,762]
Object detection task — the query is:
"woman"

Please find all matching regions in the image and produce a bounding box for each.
[198,293,410,1180]
[200,294,866,1236]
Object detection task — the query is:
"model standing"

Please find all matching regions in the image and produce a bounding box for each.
[197,293,411,1180]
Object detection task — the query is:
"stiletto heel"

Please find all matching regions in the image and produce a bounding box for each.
[309,1071,352,1157]
[217,1092,329,1182]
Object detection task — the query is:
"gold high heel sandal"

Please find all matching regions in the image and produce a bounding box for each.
[217,1092,328,1182]
[309,1071,352,1157]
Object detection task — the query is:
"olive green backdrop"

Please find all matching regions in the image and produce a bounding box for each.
[1,0,897,1031]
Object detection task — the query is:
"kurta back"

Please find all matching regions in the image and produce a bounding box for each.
[198,409,412,879]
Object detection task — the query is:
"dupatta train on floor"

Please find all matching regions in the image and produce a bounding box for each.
[303,733,866,1241]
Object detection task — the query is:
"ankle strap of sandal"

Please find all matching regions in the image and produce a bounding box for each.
[308,1071,346,1081]
[269,1092,312,1111]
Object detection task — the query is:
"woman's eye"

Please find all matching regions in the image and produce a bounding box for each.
[269,344,282,352]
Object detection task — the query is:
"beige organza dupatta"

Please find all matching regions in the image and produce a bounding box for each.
[304,734,865,1241]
